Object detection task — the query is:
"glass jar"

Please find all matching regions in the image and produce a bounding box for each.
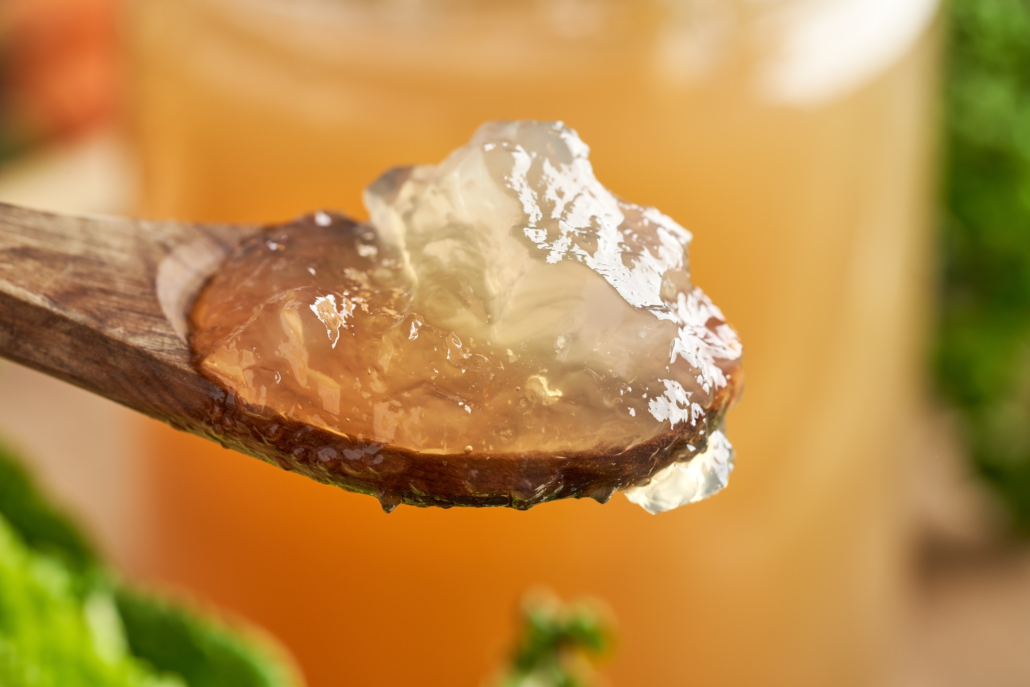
[127,1,940,685]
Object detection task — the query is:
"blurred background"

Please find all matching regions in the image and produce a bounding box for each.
[0,0,1028,685]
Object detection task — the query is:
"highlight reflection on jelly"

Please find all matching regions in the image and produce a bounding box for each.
[189,121,743,513]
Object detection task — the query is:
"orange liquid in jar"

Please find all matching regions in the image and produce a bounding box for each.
[128,1,939,685]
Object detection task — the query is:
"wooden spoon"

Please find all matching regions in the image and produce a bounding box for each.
[0,203,725,511]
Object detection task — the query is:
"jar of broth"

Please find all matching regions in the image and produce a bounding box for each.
[127,1,939,685]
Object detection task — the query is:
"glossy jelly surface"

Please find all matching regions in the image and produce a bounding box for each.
[189,121,742,510]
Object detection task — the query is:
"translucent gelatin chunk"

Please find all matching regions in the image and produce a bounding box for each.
[189,121,743,510]
[623,429,734,514]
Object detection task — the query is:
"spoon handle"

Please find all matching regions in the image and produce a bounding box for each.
[0,202,253,432]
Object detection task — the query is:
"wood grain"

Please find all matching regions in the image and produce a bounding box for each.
[0,202,253,438]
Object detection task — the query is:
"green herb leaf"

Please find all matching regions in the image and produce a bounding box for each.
[938,0,1030,529]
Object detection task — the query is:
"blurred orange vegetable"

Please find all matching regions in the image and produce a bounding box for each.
[0,0,118,145]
